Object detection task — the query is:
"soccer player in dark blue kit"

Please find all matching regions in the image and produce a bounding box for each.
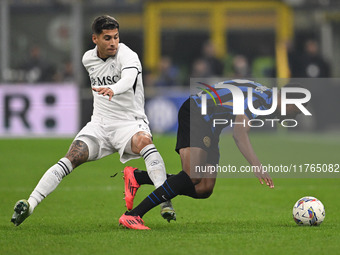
[119,79,307,229]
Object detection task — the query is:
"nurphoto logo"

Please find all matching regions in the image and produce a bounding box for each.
[197,80,311,128]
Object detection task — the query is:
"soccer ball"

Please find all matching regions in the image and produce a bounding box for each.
[292,196,325,226]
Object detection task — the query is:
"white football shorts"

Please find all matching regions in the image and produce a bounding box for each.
[74,116,151,163]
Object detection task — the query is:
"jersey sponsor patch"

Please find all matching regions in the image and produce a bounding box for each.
[91,75,119,86]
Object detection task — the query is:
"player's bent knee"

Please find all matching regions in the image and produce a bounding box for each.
[195,189,213,199]
[197,192,213,199]
[65,137,98,168]
[138,133,153,147]
[194,183,214,199]
[132,132,153,153]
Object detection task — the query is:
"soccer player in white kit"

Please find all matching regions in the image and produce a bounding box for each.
[11,15,176,226]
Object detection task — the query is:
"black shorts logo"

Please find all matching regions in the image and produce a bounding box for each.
[203,136,211,148]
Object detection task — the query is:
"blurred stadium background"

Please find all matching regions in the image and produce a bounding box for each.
[1,0,340,137]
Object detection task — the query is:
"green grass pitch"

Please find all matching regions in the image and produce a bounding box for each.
[1,132,340,255]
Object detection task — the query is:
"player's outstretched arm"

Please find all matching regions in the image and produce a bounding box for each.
[232,114,274,188]
[92,68,138,100]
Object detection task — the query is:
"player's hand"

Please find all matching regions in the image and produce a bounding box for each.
[254,169,274,188]
[92,87,114,101]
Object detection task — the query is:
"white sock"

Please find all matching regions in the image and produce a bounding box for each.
[140,144,166,188]
[28,157,73,212]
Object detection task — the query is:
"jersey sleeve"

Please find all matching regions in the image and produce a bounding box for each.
[81,49,94,72]
[108,45,141,95]
[120,46,141,73]
[108,68,138,95]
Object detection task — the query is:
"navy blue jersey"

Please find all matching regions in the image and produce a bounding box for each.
[191,79,274,134]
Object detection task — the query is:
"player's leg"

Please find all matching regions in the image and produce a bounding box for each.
[123,146,216,211]
[11,136,99,226]
[119,147,217,229]
[131,131,167,188]
[119,169,197,229]
[169,97,217,198]
[27,139,91,209]
[120,147,206,222]
[192,174,217,198]
[130,131,176,221]
[179,147,217,198]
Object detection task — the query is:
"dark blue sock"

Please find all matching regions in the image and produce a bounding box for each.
[127,171,197,218]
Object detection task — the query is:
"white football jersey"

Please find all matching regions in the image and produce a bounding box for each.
[82,43,148,122]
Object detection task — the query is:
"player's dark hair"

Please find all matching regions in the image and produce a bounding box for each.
[92,15,119,35]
